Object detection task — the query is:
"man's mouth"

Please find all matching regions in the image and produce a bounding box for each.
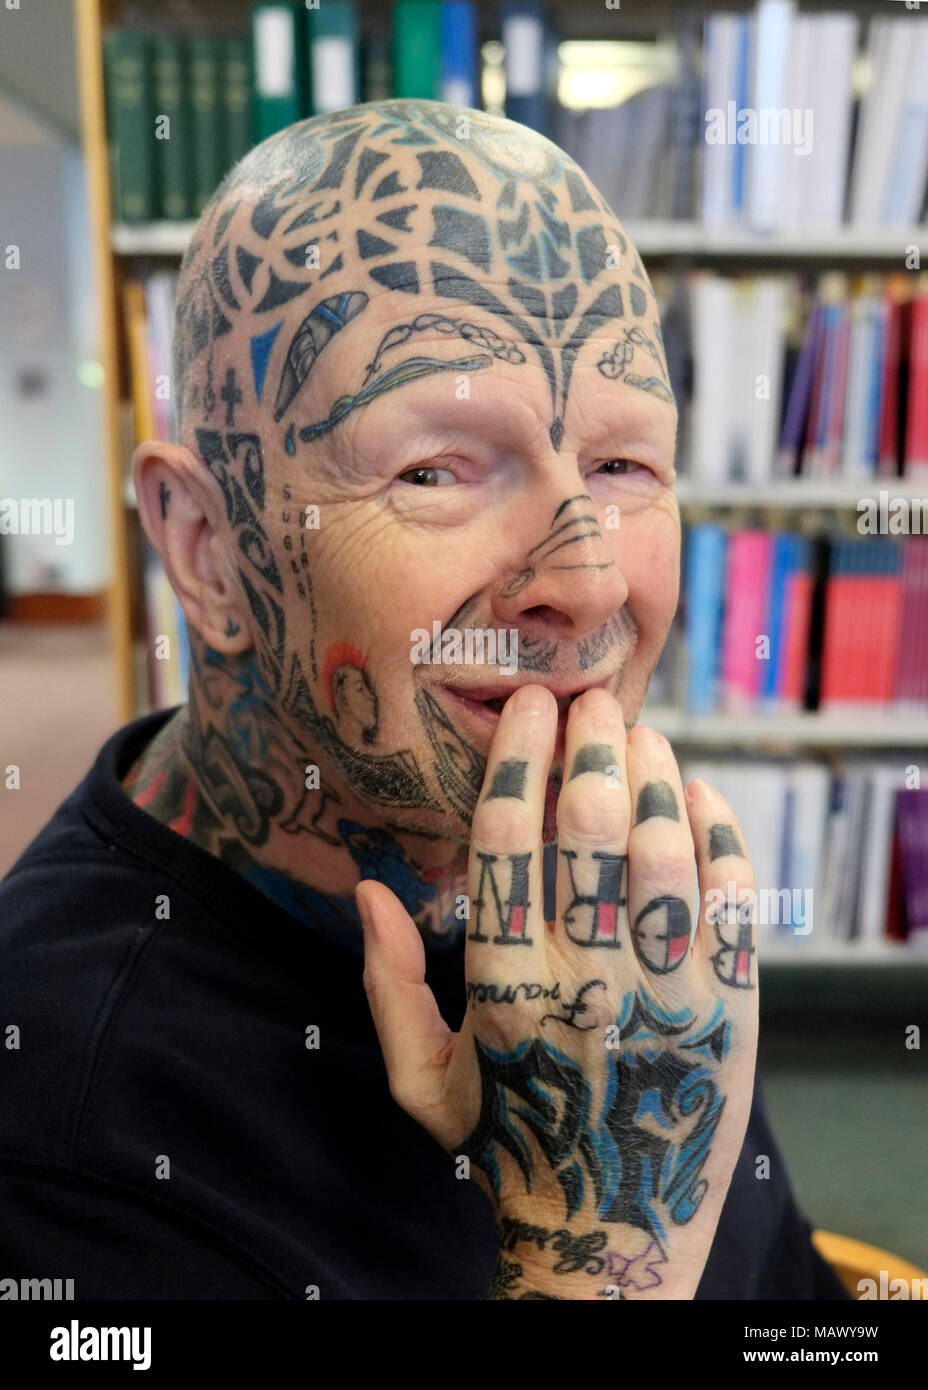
[437,676,615,755]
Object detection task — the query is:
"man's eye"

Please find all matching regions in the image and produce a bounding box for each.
[598,458,646,476]
[397,465,456,486]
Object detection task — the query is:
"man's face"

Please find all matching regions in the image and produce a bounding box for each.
[259,289,679,837]
[177,103,680,841]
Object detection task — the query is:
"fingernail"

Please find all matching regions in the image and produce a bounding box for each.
[356,888,373,936]
[511,685,553,716]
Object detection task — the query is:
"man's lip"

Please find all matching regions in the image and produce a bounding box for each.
[438,675,614,715]
[436,675,616,722]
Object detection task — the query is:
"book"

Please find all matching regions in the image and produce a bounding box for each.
[700,13,741,228]
[896,789,928,938]
[784,760,829,940]
[103,30,155,223]
[747,0,793,233]
[307,0,359,114]
[877,287,904,477]
[819,539,903,709]
[881,19,928,225]
[222,37,253,172]
[779,535,814,707]
[791,13,857,230]
[849,19,913,226]
[684,523,726,715]
[760,532,793,703]
[251,2,302,143]
[720,530,771,711]
[189,36,223,215]
[391,1,441,101]
[122,279,155,441]
[151,34,190,221]
[501,1,548,133]
[856,762,904,940]
[903,295,928,479]
[441,1,477,109]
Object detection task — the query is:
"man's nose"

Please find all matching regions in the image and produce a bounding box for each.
[489,491,629,641]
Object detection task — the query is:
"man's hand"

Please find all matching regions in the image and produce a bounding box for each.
[357,686,758,1299]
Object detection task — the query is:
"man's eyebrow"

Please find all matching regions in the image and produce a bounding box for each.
[297,350,494,444]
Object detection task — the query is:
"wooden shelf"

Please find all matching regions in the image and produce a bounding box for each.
[624,220,928,259]
[675,479,928,509]
[110,217,928,261]
[643,707,928,747]
[112,220,196,256]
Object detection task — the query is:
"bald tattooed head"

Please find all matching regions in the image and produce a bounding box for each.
[152,100,678,842]
[172,99,673,457]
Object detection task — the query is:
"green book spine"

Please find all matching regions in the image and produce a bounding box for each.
[189,37,223,215]
[361,29,391,104]
[222,37,253,171]
[251,2,302,142]
[103,30,155,223]
[391,1,440,101]
[307,0,359,115]
[152,34,190,221]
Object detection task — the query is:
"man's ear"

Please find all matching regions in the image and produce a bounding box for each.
[134,440,252,654]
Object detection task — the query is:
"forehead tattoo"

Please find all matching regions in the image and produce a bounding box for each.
[174,99,673,454]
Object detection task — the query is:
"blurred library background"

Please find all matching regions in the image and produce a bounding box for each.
[0,0,926,1273]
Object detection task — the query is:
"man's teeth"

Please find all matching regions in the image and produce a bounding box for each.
[478,693,576,715]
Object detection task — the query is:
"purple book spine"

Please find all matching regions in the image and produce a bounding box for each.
[897,788,928,937]
[778,304,820,477]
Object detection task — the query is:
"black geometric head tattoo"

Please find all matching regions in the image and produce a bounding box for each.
[172,100,673,454]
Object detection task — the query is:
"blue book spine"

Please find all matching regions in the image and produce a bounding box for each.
[441,1,477,108]
[817,305,838,458]
[863,303,885,475]
[762,532,792,700]
[731,16,751,215]
[501,2,547,133]
[685,524,727,715]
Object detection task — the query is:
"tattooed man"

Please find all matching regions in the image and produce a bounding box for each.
[0,103,846,1300]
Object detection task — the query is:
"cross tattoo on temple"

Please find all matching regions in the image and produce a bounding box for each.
[221,367,242,427]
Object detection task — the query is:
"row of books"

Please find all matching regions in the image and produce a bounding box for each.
[699,7,928,231]
[103,1,481,222]
[122,271,187,711]
[681,755,928,946]
[684,273,928,484]
[684,528,928,716]
[556,7,928,230]
[105,2,928,232]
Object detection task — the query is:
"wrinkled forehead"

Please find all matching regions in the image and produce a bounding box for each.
[175,100,668,453]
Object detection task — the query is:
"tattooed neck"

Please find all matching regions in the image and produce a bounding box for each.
[121,648,468,948]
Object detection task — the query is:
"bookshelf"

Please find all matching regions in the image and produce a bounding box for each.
[644,708,928,749]
[76,0,928,961]
[112,216,928,262]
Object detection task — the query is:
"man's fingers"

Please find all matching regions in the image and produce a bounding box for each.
[357,878,454,1113]
[554,689,631,970]
[625,726,697,982]
[685,782,759,993]
[464,686,556,980]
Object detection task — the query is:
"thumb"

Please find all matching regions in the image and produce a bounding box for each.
[356,878,454,1116]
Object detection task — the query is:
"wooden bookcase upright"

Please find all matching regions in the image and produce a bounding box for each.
[76,0,134,723]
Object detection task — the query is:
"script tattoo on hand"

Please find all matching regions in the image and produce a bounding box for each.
[465,978,608,1031]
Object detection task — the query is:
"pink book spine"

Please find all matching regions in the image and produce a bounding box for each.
[915,540,928,706]
[721,531,771,710]
[894,539,919,701]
